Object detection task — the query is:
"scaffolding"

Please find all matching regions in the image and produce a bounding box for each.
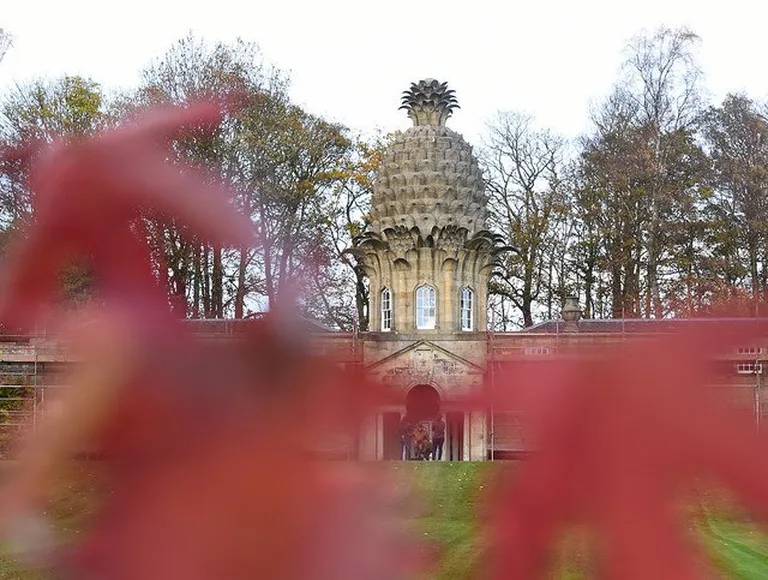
[0,337,50,458]
[3,317,766,462]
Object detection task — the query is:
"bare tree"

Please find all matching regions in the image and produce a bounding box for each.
[481,111,566,328]
[573,27,707,319]
[0,29,11,64]
[622,26,705,317]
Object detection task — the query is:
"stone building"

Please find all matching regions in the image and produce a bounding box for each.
[347,79,509,461]
[0,79,766,461]
[315,79,768,461]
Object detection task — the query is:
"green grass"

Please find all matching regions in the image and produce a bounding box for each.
[397,462,492,579]
[3,461,768,578]
[396,462,768,578]
[702,517,768,579]
[399,462,595,579]
[0,461,102,579]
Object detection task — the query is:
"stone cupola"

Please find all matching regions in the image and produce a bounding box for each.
[349,79,509,334]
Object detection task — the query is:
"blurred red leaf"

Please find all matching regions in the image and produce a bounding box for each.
[0,100,431,579]
[483,317,768,579]
[0,97,254,333]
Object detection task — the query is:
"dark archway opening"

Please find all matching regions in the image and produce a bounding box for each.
[383,385,446,460]
[405,384,441,421]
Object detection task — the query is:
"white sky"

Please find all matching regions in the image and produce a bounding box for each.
[2,0,768,145]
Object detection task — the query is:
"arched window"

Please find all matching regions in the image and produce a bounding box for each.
[416,285,436,330]
[381,288,392,332]
[460,287,473,331]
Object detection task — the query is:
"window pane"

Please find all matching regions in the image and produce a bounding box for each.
[381,289,392,331]
[738,346,763,355]
[737,363,763,374]
[416,286,436,329]
[460,287,473,331]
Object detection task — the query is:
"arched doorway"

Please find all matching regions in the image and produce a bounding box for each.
[382,385,442,460]
[400,384,441,461]
[405,384,462,461]
[405,384,441,420]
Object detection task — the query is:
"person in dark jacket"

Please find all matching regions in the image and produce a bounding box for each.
[431,415,446,461]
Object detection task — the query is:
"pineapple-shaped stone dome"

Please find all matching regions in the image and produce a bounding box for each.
[368,79,488,241]
[348,79,509,334]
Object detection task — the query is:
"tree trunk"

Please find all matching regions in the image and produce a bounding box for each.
[192,243,201,319]
[522,295,534,328]
[234,248,248,319]
[212,245,223,318]
[546,259,554,321]
[202,244,211,318]
[522,265,534,327]
[583,260,595,319]
[627,258,640,318]
[264,240,275,309]
[647,233,663,318]
[749,235,760,303]
[354,266,369,332]
[611,264,623,319]
[170,269,187,318]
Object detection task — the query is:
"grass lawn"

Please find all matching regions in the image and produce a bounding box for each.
[396,462,768,579]
[2,461,768,578]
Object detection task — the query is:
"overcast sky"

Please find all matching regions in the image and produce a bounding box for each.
[2,0,768,145]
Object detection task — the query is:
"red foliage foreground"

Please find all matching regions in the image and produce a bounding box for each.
[2,98,768,579]
[478,319,768,579]
[0,96,254,333]
[0,98,428,579]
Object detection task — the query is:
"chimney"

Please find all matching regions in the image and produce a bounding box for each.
[562,295,582,332]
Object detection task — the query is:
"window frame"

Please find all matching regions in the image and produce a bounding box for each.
[380,287,392,332]
[460,287,474,331]
[524,346,552,356]
[415,285,437,330]
[736,362,763,375]
[737,346,764,355]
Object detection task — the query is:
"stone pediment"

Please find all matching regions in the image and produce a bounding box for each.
[366,340,485,398]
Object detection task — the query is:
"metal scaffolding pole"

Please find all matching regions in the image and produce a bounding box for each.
[32,345,38,434]
[756,353,762,434]
[488,308,495,462]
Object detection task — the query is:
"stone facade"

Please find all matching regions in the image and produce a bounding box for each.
[350,80,508,336]
[1,317,767,461]
[347,79,509,461]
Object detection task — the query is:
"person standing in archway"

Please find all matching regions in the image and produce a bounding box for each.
[431,415,445,461]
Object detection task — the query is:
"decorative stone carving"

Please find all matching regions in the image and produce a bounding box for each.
[399,79,459,127]
[366,340,485,397]
[348,79,514,333]
[369,121,488,240]
[562,295,582,332]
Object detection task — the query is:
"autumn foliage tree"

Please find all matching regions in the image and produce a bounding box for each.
[123,34,356,323]
[3,26,768,327]
[571,27,709,319]
[478,26,759,326]
[702,93,768,308]
[0,75,107,305]
[125,34,284,318]
[318,133,393,331]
